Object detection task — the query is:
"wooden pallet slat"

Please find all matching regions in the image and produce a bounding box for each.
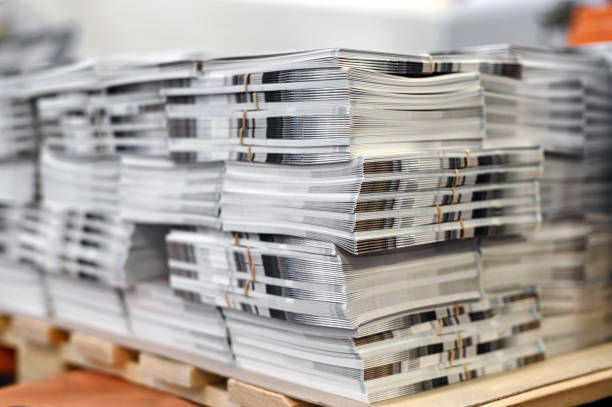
[228,378,314,407]
[65,332,137,378]
[12,316,68,347]
[126,359,238,407]
[139,352,222,389]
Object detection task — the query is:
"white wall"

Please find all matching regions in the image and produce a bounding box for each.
[7,0,587,58]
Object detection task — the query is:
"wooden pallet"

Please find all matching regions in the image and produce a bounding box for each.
[1,312,611,407]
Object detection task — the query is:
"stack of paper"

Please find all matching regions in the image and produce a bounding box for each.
[166,230,543,401]
[149,49,546,401]
[126,279,232,363]
[0,76,37,204]
[219,147,542,254]
[438,45,612,217]
[439,45,612,356]
[160,49,524,164]
[481,219,612,356]
[15,55,214,337]
[119,156,223,228]
[46,273,130,335]
[224,290,542,402]
[167,232,483,324]
[16,206,166,286]
[0,206,49,318]
[41,146,121,213]
[0,27,75,320]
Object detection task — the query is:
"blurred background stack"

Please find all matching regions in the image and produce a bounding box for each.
[438,43,612,357]
[0,0,611,405]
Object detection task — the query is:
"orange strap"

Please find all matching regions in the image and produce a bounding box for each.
[243,74,250,93]
[243,280,253,296]
[423,54,435,74]
[245,247,257,282]
[253,91,259,110]
[463,364,472,380]
[459,219,466,240]
[239,110,248,144]
[465,148,471,168]
[436,205,442,224]
[453,168,460,187]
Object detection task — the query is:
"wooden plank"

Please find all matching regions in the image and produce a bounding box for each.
[228,378,314,407]
[12,317,68,347]
[139,352,222,388]
[480,368,612,407]
[125,360,239,407]
[69,332,136,368]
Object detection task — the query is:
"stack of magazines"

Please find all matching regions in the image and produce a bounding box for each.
[0,25,75,320]
[46,273,131,335]
[0,75,46,319]
[22,59,189,332]
[440,45,612,355]
[167,230,543,402]
[160,49,545,401]
[0,206,49,318]
[125,279,232,363]
[119,156,223,228]
[0,76,37,204]
[219,147,542,254]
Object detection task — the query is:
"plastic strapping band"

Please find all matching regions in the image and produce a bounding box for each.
[465,148,471,168]
[253,91,259,110]
[244,73,250,93]
[457,332,464,349]
[423,54,435,74]
[454,302,460,315]
[438,317,444,335]
[449,348,455,368]
[224,291,232,308]
[243,280,252,296]
[453,168,460,187]
[246,247,256,282]
[239,110,248,144]
[436,205,442,224]
[451,186,457,205]
[234,233,240,246]
[459,219,466,240]
[248,145,253,162]
[463,364,471,380]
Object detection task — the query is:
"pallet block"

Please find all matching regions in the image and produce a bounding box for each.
[139,352,222,388]
[0,315,9,332]
[64,332,136,376]
[16,341,68,383]
[0,315,17,348]
[127,355,239,407]
[10,316,70,384]
[228,378,314,407]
